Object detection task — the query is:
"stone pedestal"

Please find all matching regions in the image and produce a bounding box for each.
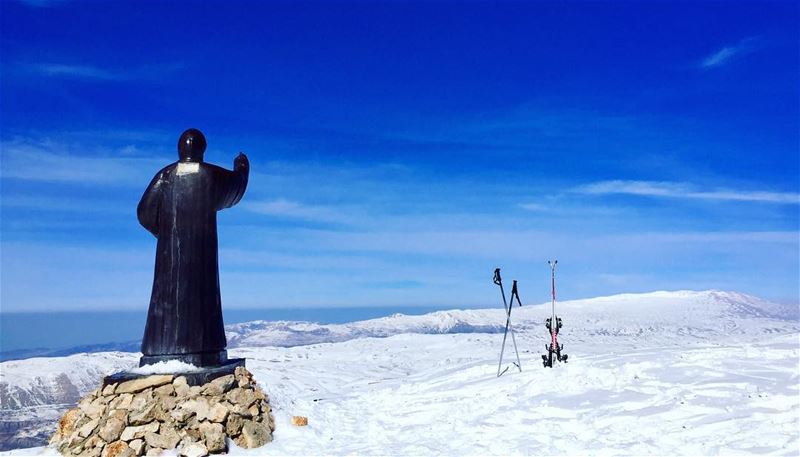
[50,367,274,457]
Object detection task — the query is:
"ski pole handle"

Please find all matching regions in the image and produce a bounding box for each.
[511,280,522,307]
[493,268,502,286]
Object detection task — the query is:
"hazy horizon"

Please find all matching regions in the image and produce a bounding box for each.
[2,288,797,358]
[1,287,798,315]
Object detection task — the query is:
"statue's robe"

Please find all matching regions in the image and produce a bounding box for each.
[137,160,248,366]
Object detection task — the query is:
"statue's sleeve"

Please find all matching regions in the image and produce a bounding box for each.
[137,169,167,237]
[215,157,249,211]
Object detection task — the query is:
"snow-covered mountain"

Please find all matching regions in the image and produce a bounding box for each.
[1,290,797,454]
[0,352,137,450]
[224,289,797,348]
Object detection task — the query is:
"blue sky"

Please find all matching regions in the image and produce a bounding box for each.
[1,0,798,312]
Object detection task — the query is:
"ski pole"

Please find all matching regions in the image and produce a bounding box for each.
[508,280,523,372]
[495,268,510,377]
[496,268,523,377]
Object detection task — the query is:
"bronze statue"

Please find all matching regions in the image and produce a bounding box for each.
[137,128,249,367]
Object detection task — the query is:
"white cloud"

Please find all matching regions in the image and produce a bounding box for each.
[575,180,799,204]
[518,203,547,212]
[0,138,167,185]
[31,63,121,80]
[244,198,352,224]
[22,62,185,81]
[701,37,758,69]
[0,195,129,213]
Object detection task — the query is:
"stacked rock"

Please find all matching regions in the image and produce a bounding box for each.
[50,367,274,457]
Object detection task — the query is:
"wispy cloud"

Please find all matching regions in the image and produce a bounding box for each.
[0,195,129,214]
[0,138,167,185]
[244,198,353,224]
[518,203,547,212]
[30,64,122,81]
[22,62,184,81]
[700,37,759,69]
[574,180,799,204]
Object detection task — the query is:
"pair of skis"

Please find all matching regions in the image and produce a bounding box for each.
[493,261,568,376]
[542,260,568,368]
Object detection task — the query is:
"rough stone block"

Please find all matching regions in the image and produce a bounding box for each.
[120,422,159,441]
[144,427,180,450]
[154,383,175,397]
[225,413,244,436]
[102,383,118,396]
[198,421,226,453]
[55,408,83,440]
[102,440,135,457]
[203,374,235,396]
[173,376,191,398]
[235,420,272,448]
[225,387,256,409]
[180,441,208,457]
[109,393,134,410]
[116,375,174,394]
[128,438,145,456]
[78,418,100,438]
[99,417,126,442]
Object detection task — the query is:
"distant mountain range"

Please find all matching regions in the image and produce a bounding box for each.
[0,342,142,363]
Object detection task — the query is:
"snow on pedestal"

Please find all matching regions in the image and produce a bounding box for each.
[48,367,274,456]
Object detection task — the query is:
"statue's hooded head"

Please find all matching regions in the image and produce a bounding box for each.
[178,128,206,163]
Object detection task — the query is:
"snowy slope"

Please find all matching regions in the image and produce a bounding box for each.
[1,290,798,455]
[0,353,137,450]
[235,332,799,456]
[0,353,137,411]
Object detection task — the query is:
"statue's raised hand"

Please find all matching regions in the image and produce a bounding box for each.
[235,152,249,171]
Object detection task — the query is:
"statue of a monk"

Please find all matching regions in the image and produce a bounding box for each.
[137,128,249,367]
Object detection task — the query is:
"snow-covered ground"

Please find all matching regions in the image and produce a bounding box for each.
[1,290,798,455]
